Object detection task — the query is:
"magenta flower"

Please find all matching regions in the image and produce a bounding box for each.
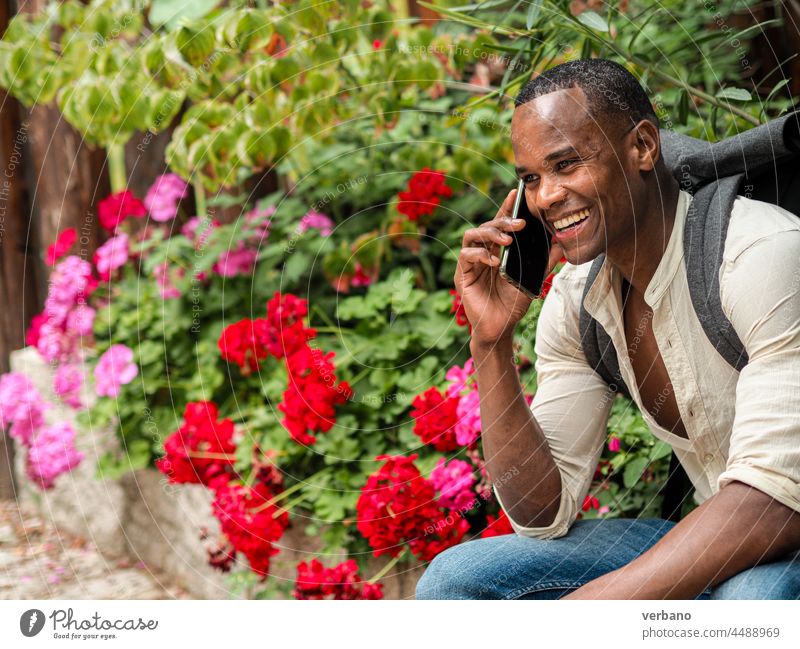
[608,437,621,452]
[213,243,257,277]
[53,364,84,409]
[431,458,477,511]
[298,210,334,236]
[94,344,138,398]
[65,305,96,337]
[26,422,84,489]
[44,256,93,327]
[445,358,475,398]
[181,215,219,248]
[144,173,188,222]
[244,204,274,241]
[94,233,129,281]
[454,388,481,446]
[0,372,47,445]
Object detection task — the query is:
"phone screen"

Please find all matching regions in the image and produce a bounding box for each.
[499,179,552,299]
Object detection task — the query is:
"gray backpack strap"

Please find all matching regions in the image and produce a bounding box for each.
[683,178,749,371]
[579,255,630,397]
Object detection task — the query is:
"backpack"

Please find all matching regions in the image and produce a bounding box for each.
[577,109,800,520]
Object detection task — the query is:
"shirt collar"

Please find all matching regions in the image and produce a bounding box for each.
[583,188,692,317]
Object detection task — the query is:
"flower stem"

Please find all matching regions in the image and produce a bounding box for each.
[271,492,307,518]
[367,548,408,584]
[194,182,207,218]
[107,142,127,193]
[251,468,327,512]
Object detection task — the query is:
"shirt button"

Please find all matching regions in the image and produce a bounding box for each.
[703,453,714,463]
[688,408,694,417]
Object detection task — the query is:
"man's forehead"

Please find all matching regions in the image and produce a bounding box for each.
[511,87,594,140]
[511,87,596,149]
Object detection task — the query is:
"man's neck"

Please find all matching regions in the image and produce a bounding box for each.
[607,176,681,299]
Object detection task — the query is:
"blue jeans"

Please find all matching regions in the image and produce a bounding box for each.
[415,518,800,599]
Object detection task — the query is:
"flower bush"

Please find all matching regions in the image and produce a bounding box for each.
[0,0,793,598]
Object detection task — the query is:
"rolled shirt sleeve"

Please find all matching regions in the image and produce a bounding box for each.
[718,223,800,514]
[495,266,616,539]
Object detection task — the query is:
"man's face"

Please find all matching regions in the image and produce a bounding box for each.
[511,85,642,266]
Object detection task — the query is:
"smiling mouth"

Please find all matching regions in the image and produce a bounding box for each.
[552,207,591,232]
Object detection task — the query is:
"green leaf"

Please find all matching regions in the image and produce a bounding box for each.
[623,456,649,489]
[526,0,543,30]
[716,87,752,102]
[149,0,220,29]
[577,10,609,33]
[650,440,673,461]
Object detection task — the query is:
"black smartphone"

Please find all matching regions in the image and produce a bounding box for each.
[499,178,551,299]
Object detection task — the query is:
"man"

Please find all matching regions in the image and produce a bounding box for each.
[415,59,800,599]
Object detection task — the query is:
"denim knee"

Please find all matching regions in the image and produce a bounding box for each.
[416,542,484,600]
[712,558,800,600]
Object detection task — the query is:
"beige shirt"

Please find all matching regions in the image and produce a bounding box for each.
[496,189,800,539]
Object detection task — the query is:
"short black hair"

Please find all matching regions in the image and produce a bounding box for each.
[514,58,659,133]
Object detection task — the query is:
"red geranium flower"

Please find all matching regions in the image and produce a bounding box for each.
[46,228,77,266]
[156,401,237,485]
[294,559,384,600]
[217,318,271,374]
[539,256,567,300]
[25,312,48,347]
[581,494,600,512]
[97,189,146,232]
[356,454,468,561]
[480,509,515,538]
[397,168,453,222]
[279,345,352,445]
[449,289,471,332]
[410,386,460,451]
[211,480,289,578]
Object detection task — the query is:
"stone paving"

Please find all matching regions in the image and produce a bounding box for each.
[0,499,189,599]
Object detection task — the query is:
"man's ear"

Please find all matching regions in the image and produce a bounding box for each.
[630,119,660,173]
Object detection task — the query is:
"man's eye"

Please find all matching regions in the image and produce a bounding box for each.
[556,159,578,170]
[523,174,537,184]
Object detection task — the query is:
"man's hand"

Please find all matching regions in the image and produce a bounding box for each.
[455,187,564,347]
[559,481,800,599]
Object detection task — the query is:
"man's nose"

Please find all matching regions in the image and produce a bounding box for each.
[532,172,567,213]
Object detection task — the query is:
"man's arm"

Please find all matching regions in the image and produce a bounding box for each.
[567,217,800,599]
[471,337,562,528]
[562,480,800,599]
[477,267,616,537]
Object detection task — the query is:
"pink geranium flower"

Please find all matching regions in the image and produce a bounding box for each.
[213,243,257,277]
[144,173,188,222]
[94,344,138,398]
[26,422,84,489]
[53,364,84,409]
[431,457,477,511]
[93,233,129,281]
[454,388,481,446]
[445,358,475,398]
[298,210,334,236]
[65,305,96,337]
[0,372,47,445]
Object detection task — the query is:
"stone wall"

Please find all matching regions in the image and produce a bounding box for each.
[8,347,423,599]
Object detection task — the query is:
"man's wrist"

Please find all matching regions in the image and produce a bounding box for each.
[469,335,515,359]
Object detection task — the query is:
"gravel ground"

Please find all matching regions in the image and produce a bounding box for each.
[0,499,189,599]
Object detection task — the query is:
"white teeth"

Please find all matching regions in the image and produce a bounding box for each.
[554,208,590,231]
